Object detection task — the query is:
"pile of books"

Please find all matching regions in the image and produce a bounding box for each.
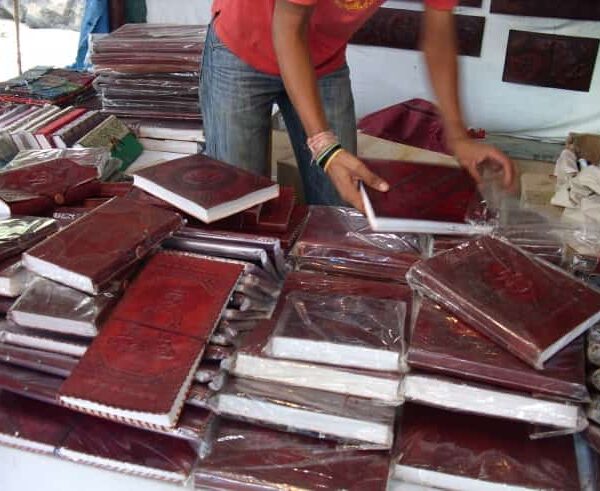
[91,24,206,121]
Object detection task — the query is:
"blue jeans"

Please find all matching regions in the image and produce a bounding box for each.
[200,21,356,206]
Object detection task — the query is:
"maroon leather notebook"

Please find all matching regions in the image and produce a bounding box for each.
[97,181,133,197]
[23,197,183,294]
[408,298,589,402]
[0,158,100,210]
[132,154,279,223]
[0,216,58,263]
[0,391,72,454]
[254,186,295,232]
[293,206,422,281]
[59,415,198,482]
[407,236,600,369]
[361,159,483,234]
[0,362,63,404]
[396,403,580,490]
[195,420,391,490]
[0,190,54,217]
[110,251,244,340]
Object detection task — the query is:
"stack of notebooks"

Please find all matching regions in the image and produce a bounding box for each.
[123,118,205,156]
[91,24,206,121]
[291,205,425,282]
[0,67,96,107]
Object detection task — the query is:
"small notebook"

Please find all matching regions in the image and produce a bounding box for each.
[133,154,279,223]
[23,197,183,294]
[0,321,88,357]
[266,292,406,372]
[211,377,396,447]
[407,236,600,369]
[395,403,580,491]
[360,158,489,235]
[408,298,589,402]
[0,216,58,262]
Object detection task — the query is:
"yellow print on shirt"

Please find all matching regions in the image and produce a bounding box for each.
[334,0,376,11]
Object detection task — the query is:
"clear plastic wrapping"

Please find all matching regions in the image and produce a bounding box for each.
[394,403,581,490]
[0,256,33,297]
[0,321,88,357]
[291,206,424,281]
[194,419,391,490]
[0,216,58,259]
[210,377,396,448]
[0,342,78,377]
[265,292,406,373]
[0,361,63,404]
[407,235,600,369]
[408,298,589,402]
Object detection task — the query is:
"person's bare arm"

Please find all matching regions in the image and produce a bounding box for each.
[272,0,388,211]
[421,6,515,187]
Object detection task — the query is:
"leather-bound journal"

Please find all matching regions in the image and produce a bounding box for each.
[408,298,589,402]
[360,158,489,235]
[0,158,99,216]
[59,251,243,429]
[195,419,391,490]
[132,154,279,223]
[407,236,600,369]
[395,403,580,490]
[23,197,183,294]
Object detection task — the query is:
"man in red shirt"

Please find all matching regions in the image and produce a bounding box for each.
[201,0,514,210]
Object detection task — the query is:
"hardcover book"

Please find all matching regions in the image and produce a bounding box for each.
[360,158,489,235]
[266,292,406,372]
[52,110,108,149]
[211,377,396,447]
[58,251,243,428]
[132,154,280,223]
[395,404,580,490]
[8,277,119,337]
[407,236,600,369]
[195,419,391,491]
[23,197,183,294]
[0,256,32,297]
[0,216,58,263]
[0,158,99,215]
[0,321,88,357]
[408,298,589,402]
[250,186,295,232]
[0,342,78,377]
[34,107,87,149]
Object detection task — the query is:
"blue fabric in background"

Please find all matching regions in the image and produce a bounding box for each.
[71,0,110,71]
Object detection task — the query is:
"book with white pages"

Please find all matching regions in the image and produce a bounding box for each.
[0,321,87,357]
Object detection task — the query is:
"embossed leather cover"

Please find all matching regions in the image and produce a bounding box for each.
[396,403,580,490]
[407,236,600,369]
[292,206,422,281]
[0,216,58,262]
[58,252,243,427]
[195,420,390,490]
[23,197,183,294]
[362,159,481,232]
[133,154,279,223]
[408,299,588,402]
[0,158,99,208]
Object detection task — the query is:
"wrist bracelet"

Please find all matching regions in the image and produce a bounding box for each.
[316,143,342,170]
[323,148,344,173]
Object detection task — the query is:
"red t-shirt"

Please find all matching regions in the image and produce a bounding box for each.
[212,0,457,77]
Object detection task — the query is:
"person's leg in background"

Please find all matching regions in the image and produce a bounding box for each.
[277,64,357,206]
[200,21,279,176]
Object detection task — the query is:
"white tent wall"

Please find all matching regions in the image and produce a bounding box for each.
[146,0,600,139]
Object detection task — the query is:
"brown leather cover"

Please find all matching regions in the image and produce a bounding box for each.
[0,190,54,217]
[97,181,133,197]
[59,252,242,424]
[408,236,600,368]
[253,186,295,232]
[363,159,480,224]
[503,30,599,92]
[195,420,390,490]
[0,362,63,404]
[397,403,580,490]
[133,154,277,214]
[24,197,183,293]
[491,0,600,21]
[0,216,58,263]
[0,158,99,206]
[408,298,588,402]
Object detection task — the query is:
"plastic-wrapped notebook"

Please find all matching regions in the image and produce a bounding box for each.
[210,377,396,447]
[0,256,32,297]
[59,252,243,429]
[0,216,58,262]
[132,154,279,223]
[407,236,600,369]
[0,321,88,357]
[291,206,423,281]
[360,158,489,235]
[266,292,406,372]
[408,298,589,402]
[394,403,580,490]
[0,343,78,377]
[195,419,391,491]
[23,197,183,294]
[228,320,404,403]
[8,277,119,337]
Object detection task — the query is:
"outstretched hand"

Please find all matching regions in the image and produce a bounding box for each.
[452,138,516,189]
[325,150,389,213]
